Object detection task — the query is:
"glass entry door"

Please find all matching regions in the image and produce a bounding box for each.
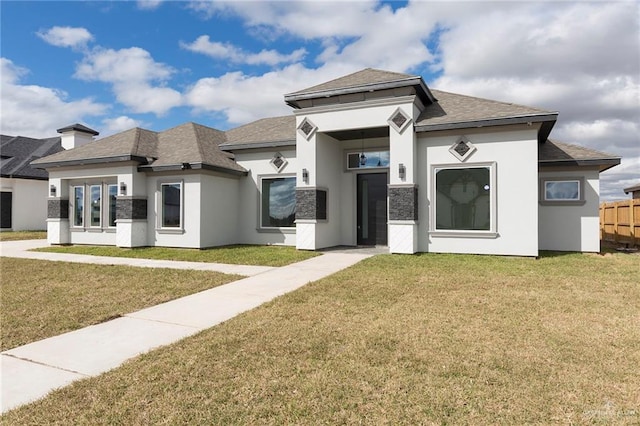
[357,173,388,246]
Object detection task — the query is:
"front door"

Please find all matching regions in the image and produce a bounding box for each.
[357,173,387,245]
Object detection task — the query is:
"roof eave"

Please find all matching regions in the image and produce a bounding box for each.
[415,113,558,138]
[31,155,149,169]
[284,76,431,108]
[137,162,248,176]
[538,157,621,172]
[219,140,296,152]
[0,173,49,181]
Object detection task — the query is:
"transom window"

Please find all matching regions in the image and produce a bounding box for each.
[432,163,496,235]
[347,150,390,170]
[261,176,296,228]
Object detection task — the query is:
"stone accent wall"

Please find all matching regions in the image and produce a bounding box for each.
[116,197,147,220]
[296,189,327,220]
[47,199,69,219]
[388,185,418,221]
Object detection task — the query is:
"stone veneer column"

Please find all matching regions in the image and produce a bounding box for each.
[295,188,327,250]
[115,196,148,247]
[47,198,70,244]
[388,185,419,253]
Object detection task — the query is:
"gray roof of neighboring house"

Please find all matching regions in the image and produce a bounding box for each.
[539,139,620,171]
[1,134,63,180]
[624,183,640,193]
[32,123,247,175]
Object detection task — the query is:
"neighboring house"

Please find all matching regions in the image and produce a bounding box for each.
[1,124,98,231]
[623,183,640,199]
[32,69,620,255]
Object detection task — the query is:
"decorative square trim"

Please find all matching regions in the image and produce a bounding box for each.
[297,117,317,140]
[270,152,288,173]
[387,107,412,134]
[448,136,476,162]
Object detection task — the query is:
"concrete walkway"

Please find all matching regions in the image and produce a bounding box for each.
[0,240,372,413]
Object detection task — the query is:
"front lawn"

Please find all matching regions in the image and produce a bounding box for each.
[0,258,242,351]
[0,230,46,241]
[3,252,639,424]
[35,244,319,267]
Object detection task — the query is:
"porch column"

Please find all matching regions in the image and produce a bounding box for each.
[388,107,418,254]
[295,117,319,250]
[115,171,148,248]
[46,178,69,244]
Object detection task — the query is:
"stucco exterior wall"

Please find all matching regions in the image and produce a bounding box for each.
[234,149,297,246]
[200,173,241,247]
[0,177,48,231]
[538,168,600,252]
[418,126,540,256]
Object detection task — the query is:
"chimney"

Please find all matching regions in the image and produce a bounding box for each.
[57,123,99,150]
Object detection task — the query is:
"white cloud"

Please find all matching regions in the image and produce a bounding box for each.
[75,47,182,115]
[37,26,93,49]
[101,116,144,136]
[137,0,163,10]
[0,58,107,138]
[180,35,306,66]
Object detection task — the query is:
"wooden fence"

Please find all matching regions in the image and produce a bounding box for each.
[600,199,640,247]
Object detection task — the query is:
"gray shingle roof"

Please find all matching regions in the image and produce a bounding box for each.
[32,123,247,175]
[539,139,620,171]
[221,116,296,150]
[286,68,416,97]
[1,135,63,180]
[416,90,556,130]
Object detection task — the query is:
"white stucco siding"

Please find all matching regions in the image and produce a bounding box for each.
[314,133,343,249]
[234,149,297,246]
[200,174,240,247]
[538,168,600,252]
[418,126,540,256]
[0,178,48,231]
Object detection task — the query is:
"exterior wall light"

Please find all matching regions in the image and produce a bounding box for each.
[120,182,127,196]
[399,163,406,180]
[50,184,56,197]
[302,168,309,184]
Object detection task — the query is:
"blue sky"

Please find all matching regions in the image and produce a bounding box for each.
[1,0,638,200]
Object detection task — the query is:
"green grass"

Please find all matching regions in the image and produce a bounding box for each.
[34,244,319,267]
[0,230,46,241]
[0,258,242,351]
[3,251,639,424]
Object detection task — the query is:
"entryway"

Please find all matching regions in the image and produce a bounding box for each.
[357,173,388,245]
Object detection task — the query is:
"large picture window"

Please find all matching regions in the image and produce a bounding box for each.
[89,185,101,227]
[261,177,296,228]
[73,186,84,227]
[108,184,118,227]
[433,163,496,234]
[161,183,182,228]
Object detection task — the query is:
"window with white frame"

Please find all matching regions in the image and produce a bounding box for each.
[73,186,84,227]
[107,184,118,227]
[161,182,182,228]
[260,176,296,228]
[432,163,496,234]
[89,185,102,227]
[540,177,585,205]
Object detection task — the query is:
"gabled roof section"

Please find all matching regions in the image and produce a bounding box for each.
[220,116,296,151]
[32,128,157,168]
[140,122,246,174]
[56,123,99,136]
[284,68,435,109]
[539,139,620,172]
[1,134,63,180]
[416,90,558,142]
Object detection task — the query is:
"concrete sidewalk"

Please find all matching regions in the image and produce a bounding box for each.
[0,241,372,413]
